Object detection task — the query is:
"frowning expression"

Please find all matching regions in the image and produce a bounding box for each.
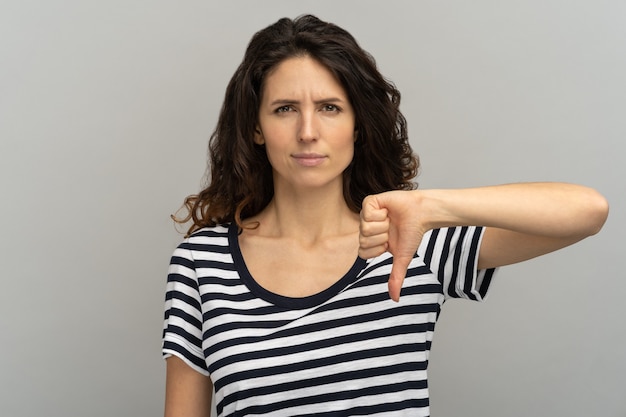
[255,55,356,193]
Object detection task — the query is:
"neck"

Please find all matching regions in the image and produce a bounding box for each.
[246,184,359,241]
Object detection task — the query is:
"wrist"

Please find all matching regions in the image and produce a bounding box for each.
[412,189,462,231]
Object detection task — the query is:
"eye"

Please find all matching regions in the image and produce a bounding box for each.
[322,104,340,112]
[275,105,293,113]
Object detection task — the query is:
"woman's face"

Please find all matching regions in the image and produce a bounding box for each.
[255,55,356,194]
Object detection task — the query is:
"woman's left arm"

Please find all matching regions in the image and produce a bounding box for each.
[476,184,608,269]
[359,182,609,301]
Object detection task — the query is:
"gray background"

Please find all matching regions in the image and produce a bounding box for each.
[1,1,624,416]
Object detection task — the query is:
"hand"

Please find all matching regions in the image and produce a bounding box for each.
[358,190,427,302]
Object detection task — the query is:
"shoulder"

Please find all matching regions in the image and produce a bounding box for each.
[172,224,232,262]
[185,224,231,245]
[168,224,235,283]
[188,223,231,239]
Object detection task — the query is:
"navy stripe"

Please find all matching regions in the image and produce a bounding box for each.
[162,340,207,372]
[199,290,256,305]
[423,228,439,267]
[349,263,432,291]
[180,241,230,254]
[463,226,482,300]
[194,259,236,270]
[197,276,242,288]
[190,228,229,238]
[402,282,441,299]
[169,255,194,271]
[480,268,495,298]
[349,268,393,290]
[165,289,201,312]
[229,379,429,416]
[359,255,394,277]
[441,228,457,296]
[167,273,198,291]
[163,307,202,331]
[314,285,407,313]
[202,304,285,323]
[292,398,430,417]
[205,317,295,339]
[163,340,206,370]
[163,324,203,349]
[453,226,477,300]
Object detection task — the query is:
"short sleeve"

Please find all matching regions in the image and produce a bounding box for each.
[162,240,209,375]
[418,226,497,301]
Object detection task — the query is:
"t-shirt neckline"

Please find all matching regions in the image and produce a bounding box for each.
[228,223,367,310]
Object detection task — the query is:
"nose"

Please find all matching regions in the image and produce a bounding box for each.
[298,111,318,142]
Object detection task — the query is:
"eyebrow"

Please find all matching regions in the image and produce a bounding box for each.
[268,97,346,106]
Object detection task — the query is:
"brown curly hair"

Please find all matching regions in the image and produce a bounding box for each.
[174,15,419,236]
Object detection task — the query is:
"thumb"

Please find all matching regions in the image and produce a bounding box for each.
[388,255,412,302]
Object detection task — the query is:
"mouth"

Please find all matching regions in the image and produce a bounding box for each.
[291,153,327,167]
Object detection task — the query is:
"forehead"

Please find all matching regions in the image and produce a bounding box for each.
[261,55,348,100]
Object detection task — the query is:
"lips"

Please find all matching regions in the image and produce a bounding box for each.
[292,153,327,167]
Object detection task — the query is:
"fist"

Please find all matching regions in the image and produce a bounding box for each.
[359,190,426,302]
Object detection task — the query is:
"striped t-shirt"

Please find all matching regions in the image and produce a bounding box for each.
[162,223,496,416]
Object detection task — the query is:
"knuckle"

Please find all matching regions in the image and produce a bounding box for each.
[360,221,373,236]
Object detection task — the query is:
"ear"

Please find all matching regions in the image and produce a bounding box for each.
[254,126,265,145]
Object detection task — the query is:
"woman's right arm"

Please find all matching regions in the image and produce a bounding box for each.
[164,356,213,417]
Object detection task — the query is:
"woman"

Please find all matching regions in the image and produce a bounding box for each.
[162,15,608,417]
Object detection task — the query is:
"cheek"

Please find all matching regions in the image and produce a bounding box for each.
[337,138,356,167]
[262,141,289,169]
[341,129,356,155]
